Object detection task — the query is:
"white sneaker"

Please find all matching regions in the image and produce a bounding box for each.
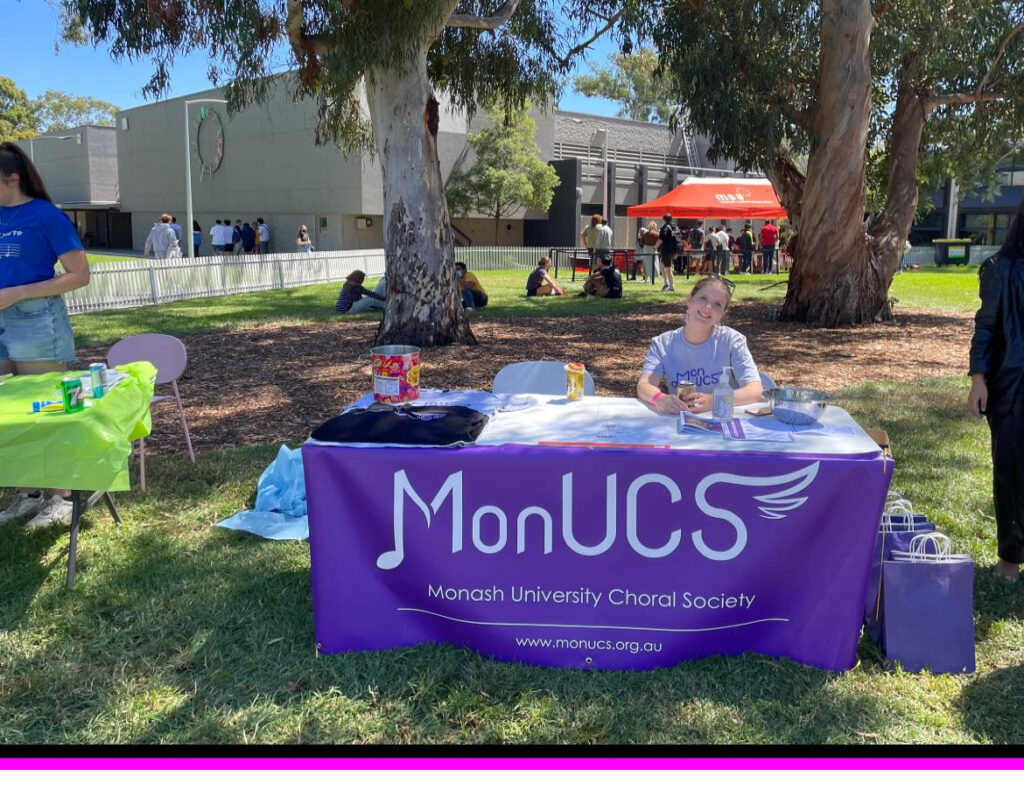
[25,495,75,530]
[0,492,45,524]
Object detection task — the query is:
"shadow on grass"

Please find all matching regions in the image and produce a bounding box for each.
[0,379,1002,745]
[2,493,894,745]
[958,663,1024,744]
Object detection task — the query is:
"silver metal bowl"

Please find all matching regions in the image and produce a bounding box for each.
[763,387,833,425]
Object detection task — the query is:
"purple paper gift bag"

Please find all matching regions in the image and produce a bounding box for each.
[863,516,937,645]
[880,557,976,674]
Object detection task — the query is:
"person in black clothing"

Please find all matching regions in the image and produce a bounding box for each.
[657,213,679,292]
[579,253,622,298]
[968,193,1024,581]
[240,222,256,253]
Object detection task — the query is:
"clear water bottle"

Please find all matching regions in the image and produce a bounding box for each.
[712,366,735,421]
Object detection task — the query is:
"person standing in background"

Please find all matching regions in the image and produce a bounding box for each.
[169,216,183,252]
[0,141,90,529]
[209,219,222,252]
[193,220,202,256]
[296,225,314,253]
[636,220,660,282]
[760,220,780,274]
[737,223,754,273]
[656,213,680,292]
[144,213,179,258]
[581,214,601,271]
[240,222,256,253]
[258,218,271,254]
[968,194,1024,582]
[221,215,233,251]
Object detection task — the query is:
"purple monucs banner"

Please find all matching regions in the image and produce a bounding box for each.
[303,443,892,671]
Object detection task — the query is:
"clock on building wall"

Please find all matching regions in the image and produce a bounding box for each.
[194,107,225,176]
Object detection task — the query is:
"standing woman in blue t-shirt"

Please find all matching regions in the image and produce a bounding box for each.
[0,141,90,528]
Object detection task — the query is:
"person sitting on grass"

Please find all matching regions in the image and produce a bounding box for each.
[335,270,385,314]
[525,256,566,296]
[637,274,763,414]
[455,262,488,311]
[580,253,623,298]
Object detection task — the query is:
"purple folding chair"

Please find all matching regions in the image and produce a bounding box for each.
[107,333,196,491]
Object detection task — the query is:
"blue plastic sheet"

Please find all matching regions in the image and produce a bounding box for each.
[217,444,309,540]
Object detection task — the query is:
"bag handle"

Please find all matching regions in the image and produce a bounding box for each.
[908,532,952,561]
[880,496,915,534]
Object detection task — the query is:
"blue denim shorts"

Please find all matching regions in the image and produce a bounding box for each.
[0,295,76,363]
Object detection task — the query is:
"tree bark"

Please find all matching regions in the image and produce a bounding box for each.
[868,58,930,299]
[367,47,474,346]
[781,0,879,326]
[767,149,805,232]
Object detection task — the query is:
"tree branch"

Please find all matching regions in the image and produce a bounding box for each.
[285,0,329,57]
[543,10,625,70]
[447,0,525,30]
[976,21,1024,100]
[925,91,1007,111]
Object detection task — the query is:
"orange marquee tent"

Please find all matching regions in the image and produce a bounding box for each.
[626,177,786,220]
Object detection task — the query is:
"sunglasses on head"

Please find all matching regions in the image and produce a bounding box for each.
[695,274,736,293]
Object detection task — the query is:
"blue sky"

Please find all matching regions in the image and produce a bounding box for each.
[5,1,620,117]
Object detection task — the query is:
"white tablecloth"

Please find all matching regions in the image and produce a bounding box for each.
[323,391,882,457]
[476,394,880,456]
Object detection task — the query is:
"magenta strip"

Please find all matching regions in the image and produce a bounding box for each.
[1,758,1023,770]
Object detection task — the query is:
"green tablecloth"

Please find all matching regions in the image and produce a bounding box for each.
[0,362,156,492]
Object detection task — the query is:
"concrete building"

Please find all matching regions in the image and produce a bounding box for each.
[110,75,721,253]
[26,74,757,253]
[21,125,131,248]
[24,77,1020,253]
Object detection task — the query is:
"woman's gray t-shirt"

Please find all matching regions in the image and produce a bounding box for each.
[641,325,759,393]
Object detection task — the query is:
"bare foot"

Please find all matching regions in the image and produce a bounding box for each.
[994,559,1020,583]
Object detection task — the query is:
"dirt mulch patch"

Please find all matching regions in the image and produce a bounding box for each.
[77,299,974,457]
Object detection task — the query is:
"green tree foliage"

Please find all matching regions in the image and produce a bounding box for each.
[652,0,1024,325]
[572,49,675,123]
[447,102,560,243]
[60,0,649,346]
[35,90,119,132]
[655,0,1024,207]
[0,76,40,140]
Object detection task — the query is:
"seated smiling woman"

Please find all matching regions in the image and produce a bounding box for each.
[636,274,763,414]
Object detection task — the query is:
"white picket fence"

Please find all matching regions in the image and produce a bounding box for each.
[66,246,548,315]
[66,243,997,315]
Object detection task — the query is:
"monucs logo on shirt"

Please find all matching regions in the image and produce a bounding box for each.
[674,368,721,389]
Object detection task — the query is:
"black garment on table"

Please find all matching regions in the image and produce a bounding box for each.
[311,403,489,446]
[970,254,1024,563]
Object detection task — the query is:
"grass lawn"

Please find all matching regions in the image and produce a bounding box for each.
[70,264,979,351]
[86,253,143,265]
[0,265,1012,746]
[1,377,1016,745]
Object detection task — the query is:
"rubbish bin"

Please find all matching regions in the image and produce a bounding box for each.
[932,238,972,266]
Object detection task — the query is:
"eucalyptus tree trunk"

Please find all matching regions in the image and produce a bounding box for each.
[780,0,883,326]
[366,49,474,346]
[868,58,930,293]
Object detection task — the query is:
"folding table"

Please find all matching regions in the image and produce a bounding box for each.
[0,362,155,586]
